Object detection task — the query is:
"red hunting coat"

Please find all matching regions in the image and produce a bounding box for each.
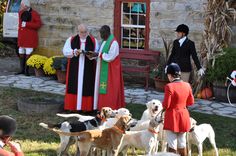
[18,9,42,48]
[162,81,194,133]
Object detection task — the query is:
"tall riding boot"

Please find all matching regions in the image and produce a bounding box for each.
[178,148,187,156]
[168,147,177,154]
[15,55,25,75]
[25,55,30,76]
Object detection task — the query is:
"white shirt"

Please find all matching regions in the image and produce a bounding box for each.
[99,40,119,62]
[178,36,187,47]
[63,36,99,58]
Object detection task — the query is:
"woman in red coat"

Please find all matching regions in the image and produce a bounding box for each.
[162,63,194,156]
[16,0,42,76]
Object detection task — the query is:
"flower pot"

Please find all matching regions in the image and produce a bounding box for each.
[154,78,169,92]
[213,83,236,103]
[34,68,45,77]
[56,70,66,84]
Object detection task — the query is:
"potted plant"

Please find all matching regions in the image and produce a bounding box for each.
[152,36,172,92]
[43,56,57,76]
[52,56,67,84]
[206,48,236,102]
[26,54,48,77]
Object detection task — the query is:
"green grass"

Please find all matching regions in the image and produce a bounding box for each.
[0,87,235,155]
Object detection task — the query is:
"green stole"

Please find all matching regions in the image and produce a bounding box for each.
[99,34,115,94]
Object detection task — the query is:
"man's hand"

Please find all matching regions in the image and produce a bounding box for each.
[21,22,26,28]
[73,49,82,57]
[198,68,205,77]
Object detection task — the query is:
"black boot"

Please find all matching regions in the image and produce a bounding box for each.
[25,65,30,76]
[24,55,30,76]
[15,57,25,75]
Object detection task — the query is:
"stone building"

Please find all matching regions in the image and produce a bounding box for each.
[29,0,235,57]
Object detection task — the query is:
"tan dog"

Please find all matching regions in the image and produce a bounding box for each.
[53,115,132,156]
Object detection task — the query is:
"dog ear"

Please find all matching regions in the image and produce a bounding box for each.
[146,101,151,108]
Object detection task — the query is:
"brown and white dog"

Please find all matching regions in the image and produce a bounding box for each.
[53,115,132,156]
[39,107,113,156]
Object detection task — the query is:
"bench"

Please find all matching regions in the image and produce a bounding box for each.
[120,49,161,91]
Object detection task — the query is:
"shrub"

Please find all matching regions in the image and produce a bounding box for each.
[26,55,48,69]
[52,56,67,72]
[206,48,236,83]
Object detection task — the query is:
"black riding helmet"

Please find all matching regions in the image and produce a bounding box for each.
[175,24,189,36]
[165,63,181,76]
[0,115,17,137]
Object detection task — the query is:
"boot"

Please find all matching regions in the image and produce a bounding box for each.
[15,56,25,75]
[24,55,30,76]
[178,148,187,156]
[168,147,177,154]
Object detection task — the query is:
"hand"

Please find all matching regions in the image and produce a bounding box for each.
[21,21,26,27]
[7,141,22,153]
[73,49,81,57]
[198,68,205,76]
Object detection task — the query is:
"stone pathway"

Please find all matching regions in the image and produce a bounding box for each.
[0,75,236,119]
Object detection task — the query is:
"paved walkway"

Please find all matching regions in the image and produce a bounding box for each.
[0,75,236,119]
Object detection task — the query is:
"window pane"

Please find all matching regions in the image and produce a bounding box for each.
[123,14,131,25]
[123,2,131,13]
[131,3,146,14]
[130,39,138,49]
[138,14,146,25]
[138,39,145,49]
[138,28,145,38]
[8,0,22,12]
[122,38,130,49]
[122,27,130,38]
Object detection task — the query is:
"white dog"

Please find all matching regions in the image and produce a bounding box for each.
[188,118,219,156]
[130,99,163,131]
[119,116,163,155]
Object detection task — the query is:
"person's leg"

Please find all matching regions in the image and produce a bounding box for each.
[181,72,190,82]
[177,132,187,156]
[25,48,33,76]
[15,47,25,75]
[166,130,177,153]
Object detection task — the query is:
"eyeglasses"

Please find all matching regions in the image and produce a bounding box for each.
[79,31,87,34]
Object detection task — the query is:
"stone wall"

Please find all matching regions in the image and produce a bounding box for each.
[149,0,206,52]
[30,0,234,57]
[31,0,114,56]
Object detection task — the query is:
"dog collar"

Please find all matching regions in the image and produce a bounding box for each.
[113,126,125,134]
[97,114,107,122]
[148,128,159,134]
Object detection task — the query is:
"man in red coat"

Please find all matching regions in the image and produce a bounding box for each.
[162,63,194,156]
[93,25,125,110]
[16,0,42,76]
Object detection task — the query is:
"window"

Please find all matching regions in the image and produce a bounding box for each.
[114,0,150,50]
[7,0,21,13]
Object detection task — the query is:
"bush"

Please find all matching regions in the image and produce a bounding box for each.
[26,55,48,69]
[52,56,67,72]
[43,56,57,75]
[206,48,236,83]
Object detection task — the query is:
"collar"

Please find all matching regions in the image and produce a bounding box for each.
[171,78,181,82]
[189,126,195,132]
[178,36,187,47]
[0,140,4,148]
[113,126,125,134]
[148,128,159,134]
[96,114,107,122]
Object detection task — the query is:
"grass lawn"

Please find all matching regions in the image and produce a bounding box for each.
[0,87,235,156]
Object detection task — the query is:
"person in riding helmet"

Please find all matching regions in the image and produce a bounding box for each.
[0,115,24,156]
[162,63,194,156]
[167,24,205,82]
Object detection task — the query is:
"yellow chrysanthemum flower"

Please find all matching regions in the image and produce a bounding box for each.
[26,55,48,69]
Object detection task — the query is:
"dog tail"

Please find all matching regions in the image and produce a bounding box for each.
[39,122,62,130]
[56,113,83,118]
